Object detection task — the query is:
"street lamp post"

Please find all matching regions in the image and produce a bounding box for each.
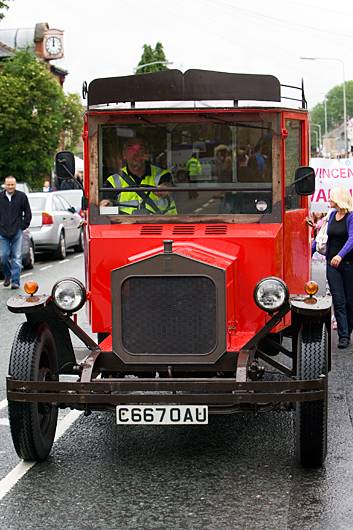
[300,56,348,156]
[324,96,328,136]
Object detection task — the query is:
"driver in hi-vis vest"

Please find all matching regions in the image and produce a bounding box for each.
[101,137,177,215]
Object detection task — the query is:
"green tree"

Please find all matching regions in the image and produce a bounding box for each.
[0,1,11,21]
[136,42,169,74]
[310,80,353,138]
[154,42,168,65]
[0,50,83,187]
[61,92,84,151]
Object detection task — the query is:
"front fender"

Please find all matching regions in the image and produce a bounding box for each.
[290,295,331,317]
[7,293,51,313]
[7,294,76,373]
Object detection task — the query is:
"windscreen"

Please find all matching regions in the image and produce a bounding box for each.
[97,112,279,218]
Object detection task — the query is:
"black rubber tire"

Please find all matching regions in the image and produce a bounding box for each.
[54,231,66,260]
[23,241,35,270]
[8,322,59,462]
[74,228,84,253]
[295,321,328,468]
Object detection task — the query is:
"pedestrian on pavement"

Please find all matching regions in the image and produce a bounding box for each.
[0,176,32,289]
[42,179,52,192]
[324,186,353,349]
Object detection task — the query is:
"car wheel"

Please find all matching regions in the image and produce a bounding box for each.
[8,322,58,461]
[295,321,328,468]
[24,241,35,269]
[54,231,66,259]
[74,228,84,253]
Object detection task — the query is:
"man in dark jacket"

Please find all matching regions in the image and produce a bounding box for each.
[54,174,81,190]
[0,176,32,289]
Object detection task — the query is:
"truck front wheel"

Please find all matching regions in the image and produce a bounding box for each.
[8,322,59,462]
[295,321,328,468]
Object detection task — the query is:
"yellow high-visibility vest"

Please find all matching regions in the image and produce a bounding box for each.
[107,165,177,215]
[186,156,202,177]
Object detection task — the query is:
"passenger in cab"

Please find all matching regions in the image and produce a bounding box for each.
[186,152,202,180]
[213,144,232,182]
[101,137,177,215]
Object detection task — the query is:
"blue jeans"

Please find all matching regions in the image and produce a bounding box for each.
[0,230,23,285]
[327,261,353,340]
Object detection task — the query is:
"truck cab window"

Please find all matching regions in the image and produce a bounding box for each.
[285,119,302,210]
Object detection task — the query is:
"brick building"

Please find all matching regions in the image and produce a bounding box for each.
[0,22,67,85]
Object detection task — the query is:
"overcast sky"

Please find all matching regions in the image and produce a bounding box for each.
[2,0,353,109]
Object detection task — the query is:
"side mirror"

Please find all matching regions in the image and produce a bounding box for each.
[294,166,315,196]
[68,206,76,214]
[55,151,75,179]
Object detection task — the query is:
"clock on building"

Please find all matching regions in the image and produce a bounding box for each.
[43,30,64,59]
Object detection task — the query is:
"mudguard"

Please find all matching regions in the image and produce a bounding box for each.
[290,295,331,317]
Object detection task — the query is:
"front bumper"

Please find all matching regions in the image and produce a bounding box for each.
[7,376,326,413]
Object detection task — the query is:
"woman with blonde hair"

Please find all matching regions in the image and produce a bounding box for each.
[326,186,353,348]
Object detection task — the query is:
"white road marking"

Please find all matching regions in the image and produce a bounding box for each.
[0,418,9,426]
[0,399,7,411]
[59,259,69,264]
[0,409,82,501]
[39,265,53,271]
[54,410,82,441]
[194,208,203,213]
[74,254,83,259]
[21,272,33,278]
[0,462,35,501]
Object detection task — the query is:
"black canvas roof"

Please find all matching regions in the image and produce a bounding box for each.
[87,69,281,107]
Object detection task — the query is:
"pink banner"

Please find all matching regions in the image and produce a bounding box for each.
[309,158,353,212]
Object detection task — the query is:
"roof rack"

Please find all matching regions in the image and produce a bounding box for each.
[85,69,307,110]
[281,79,307,109]
[86,69,280,107]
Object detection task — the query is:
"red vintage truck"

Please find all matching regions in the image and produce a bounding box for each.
[6,69,331,466]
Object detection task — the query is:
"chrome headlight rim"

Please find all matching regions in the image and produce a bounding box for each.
[253,276,289,313]
[51,277,86,313]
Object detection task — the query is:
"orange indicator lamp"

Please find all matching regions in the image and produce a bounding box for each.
[304,281,319,296]
[24,280,39,295]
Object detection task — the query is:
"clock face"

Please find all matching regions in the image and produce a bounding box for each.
[45,36,63,55]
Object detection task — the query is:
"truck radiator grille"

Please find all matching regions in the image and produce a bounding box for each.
[121,276,216,354]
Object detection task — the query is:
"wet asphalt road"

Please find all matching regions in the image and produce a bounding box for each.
[0,255,353,529]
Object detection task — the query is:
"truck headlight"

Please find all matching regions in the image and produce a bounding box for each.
[52,278,86,313]
[254,277,289,312]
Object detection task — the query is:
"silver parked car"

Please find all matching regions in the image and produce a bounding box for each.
[28,192,84,259]
[56,189,84,215]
